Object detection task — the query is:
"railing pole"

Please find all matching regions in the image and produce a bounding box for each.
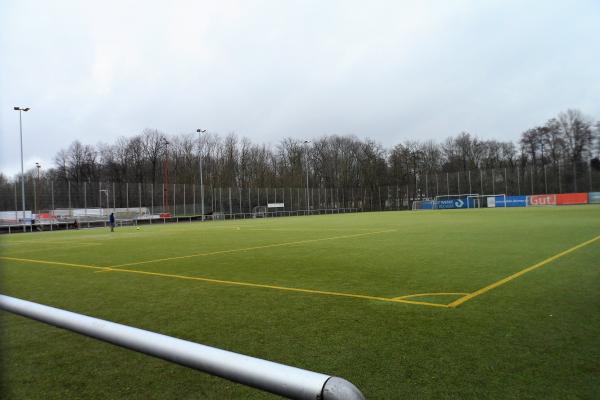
[0,294,364,400]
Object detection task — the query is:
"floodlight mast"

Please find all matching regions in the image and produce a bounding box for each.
[14,106,30,232]
[197,129,207,221]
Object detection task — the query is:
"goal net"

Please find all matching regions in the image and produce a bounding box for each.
[466,194,507,208]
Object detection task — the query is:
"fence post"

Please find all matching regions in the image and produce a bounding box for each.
[468,170,472,194]
[68,180,72,211]
[14,181,18,222]
[112,183,116,212]
[528,166,533,194]
[457,172,460,194]
[151,183,155,215]
[558,162,562,193]
[589,160,593,191]
[480,169,484,195]
[248,187,252,213]
[139,183,142,216]
[84,182,87,218]
[173,183,176,216]
[229,187,232,217]
[446,172,449,196]
[516,166,521,195]
[573,163,577,192]
[544,165,548,194]
[491,169,495,194]
[193,184,196,215]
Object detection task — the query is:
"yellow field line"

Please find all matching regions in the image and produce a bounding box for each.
[393,292,469,300]
[0,256,101,271]
[104,267,449,308]
[448,234,600,308]
[0,255,447,308]
[107,229,396,269]
[1,240,101,247]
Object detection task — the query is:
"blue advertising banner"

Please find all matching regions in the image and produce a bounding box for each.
[495,195,527,207]
[421,201,434,209]
[436,198,469,209]
[589,192,600,204]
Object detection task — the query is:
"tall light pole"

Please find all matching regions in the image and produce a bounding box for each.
[34,162,41,214]
[14,106,30,232]
[303,140,311,211]
[197,129,207,221]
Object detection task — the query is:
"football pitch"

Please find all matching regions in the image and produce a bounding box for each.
[1,206,599,399]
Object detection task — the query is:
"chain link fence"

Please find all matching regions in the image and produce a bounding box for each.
[1,161,599,227]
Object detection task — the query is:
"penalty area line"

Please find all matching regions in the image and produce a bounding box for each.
[0,255,447,308]
[448,234,600,308]
[100,267,450,308]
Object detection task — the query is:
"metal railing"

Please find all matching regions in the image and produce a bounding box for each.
[0,207,363,234]
[0,295,365,400]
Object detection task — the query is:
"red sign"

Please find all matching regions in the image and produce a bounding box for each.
[528,194,557,206]
[557,193,588,205]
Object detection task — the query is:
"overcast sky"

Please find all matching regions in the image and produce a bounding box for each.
[1,0,599,177]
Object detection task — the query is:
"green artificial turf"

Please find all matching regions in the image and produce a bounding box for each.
[1,206,599,399]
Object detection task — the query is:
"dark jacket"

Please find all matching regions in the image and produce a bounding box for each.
[109,213,115,224]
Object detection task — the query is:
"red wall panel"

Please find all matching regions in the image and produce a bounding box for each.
[556,193,588,205]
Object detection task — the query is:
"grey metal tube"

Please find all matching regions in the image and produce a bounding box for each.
[0,295,364,400]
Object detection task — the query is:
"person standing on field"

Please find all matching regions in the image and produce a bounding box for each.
[109,212,115,232]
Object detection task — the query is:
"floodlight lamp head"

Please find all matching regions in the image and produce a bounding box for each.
[197,129,207,133]
[23,107,31,111]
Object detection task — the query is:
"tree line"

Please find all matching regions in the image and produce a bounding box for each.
[1,108,599,212]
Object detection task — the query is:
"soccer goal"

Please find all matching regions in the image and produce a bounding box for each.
[412,200,435,210]
[252,206,268,218]
[434,194,479,209]
[466,194,507,208]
